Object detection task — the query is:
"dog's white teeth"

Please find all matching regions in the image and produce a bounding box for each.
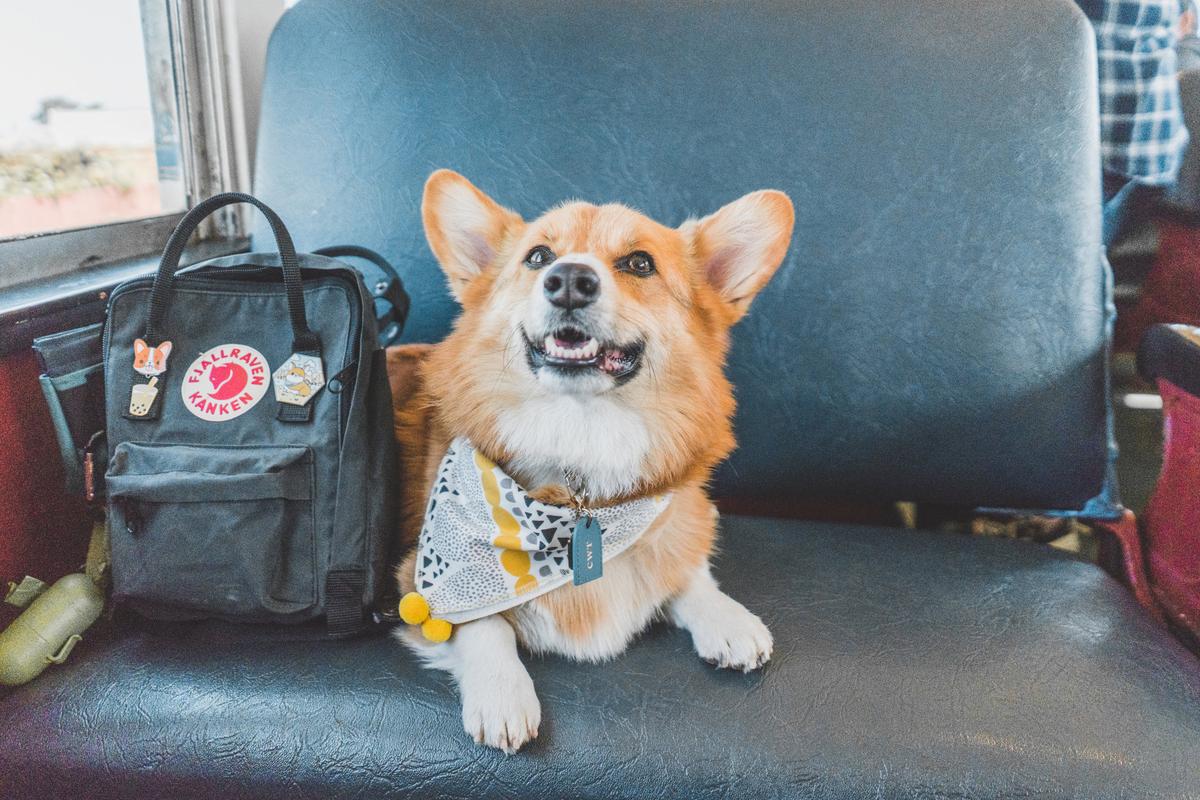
[542,334,600,361]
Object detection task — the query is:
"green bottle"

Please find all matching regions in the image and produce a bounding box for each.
[0,574,103,686]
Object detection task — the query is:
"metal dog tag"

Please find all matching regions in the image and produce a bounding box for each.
[570,516,603,585]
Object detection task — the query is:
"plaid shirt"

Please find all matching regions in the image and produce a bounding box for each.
[1077,0,1189,184]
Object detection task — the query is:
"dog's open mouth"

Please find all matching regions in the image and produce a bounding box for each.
[525,325,644,381]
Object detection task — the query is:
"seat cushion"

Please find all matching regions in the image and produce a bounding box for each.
[2,516,1198,799]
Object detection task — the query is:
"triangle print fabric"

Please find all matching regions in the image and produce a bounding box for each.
[413,438,671,624]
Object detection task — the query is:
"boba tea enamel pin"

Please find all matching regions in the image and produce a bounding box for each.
[128,339,172,418]
[128,377,159,417]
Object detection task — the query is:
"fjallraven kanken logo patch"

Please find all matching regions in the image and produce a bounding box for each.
[181,344,270,421]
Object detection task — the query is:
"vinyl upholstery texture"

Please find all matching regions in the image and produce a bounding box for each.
[2,518,1199,799]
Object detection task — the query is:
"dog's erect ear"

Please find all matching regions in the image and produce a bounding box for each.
[682,190,794,321]
[422,169,523,302]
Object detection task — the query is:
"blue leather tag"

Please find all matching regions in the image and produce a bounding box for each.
[571,516,603,585]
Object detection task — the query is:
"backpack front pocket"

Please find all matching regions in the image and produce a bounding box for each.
[106,442,317,618]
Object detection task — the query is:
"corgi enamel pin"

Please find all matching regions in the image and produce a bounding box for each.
[272,353,325,406]
[128,339,172,418]
[133,338,172,377]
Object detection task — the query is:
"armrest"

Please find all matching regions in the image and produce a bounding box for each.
[1138,323,1200,396]
[1134,324,1200,643]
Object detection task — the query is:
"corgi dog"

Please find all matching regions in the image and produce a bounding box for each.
[391,169,794,753]
[283,367,312,397]
[133,338,172,377]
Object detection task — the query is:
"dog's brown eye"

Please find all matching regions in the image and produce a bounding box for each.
[618,251,656,277]
[524,246,555,269]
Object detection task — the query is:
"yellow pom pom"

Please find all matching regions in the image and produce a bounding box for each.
[421,618,453,643]
[398,592,430,625]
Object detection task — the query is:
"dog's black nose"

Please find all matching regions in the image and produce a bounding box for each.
[543,262,599,310]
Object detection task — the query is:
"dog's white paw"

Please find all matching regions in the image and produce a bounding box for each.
[459,665,541,754]
[688,595,773,672]
[670,564,774,672]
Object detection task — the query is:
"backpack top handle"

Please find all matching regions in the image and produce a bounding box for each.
[145,192,321,355]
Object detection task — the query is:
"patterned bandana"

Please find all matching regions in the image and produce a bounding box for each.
[413,438,671,625]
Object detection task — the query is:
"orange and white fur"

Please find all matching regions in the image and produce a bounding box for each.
[391,169,794,753]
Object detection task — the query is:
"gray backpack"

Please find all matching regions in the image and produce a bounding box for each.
[102,193,397,635]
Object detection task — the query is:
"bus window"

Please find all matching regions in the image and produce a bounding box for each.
[0,1,185,241]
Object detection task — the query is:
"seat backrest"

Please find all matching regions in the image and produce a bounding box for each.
[1165,68,1200,215]
[254,0,1109,512]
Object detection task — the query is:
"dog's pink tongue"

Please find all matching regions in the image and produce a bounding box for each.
[601,349,625,373]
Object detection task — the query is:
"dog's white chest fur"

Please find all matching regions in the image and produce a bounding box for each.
[497,393,650,499]
[506,553,667,661]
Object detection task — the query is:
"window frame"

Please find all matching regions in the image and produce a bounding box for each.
[0,0,251,293]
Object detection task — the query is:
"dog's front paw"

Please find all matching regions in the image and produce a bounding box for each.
[460,665,541,754]
[689,596,773,672]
